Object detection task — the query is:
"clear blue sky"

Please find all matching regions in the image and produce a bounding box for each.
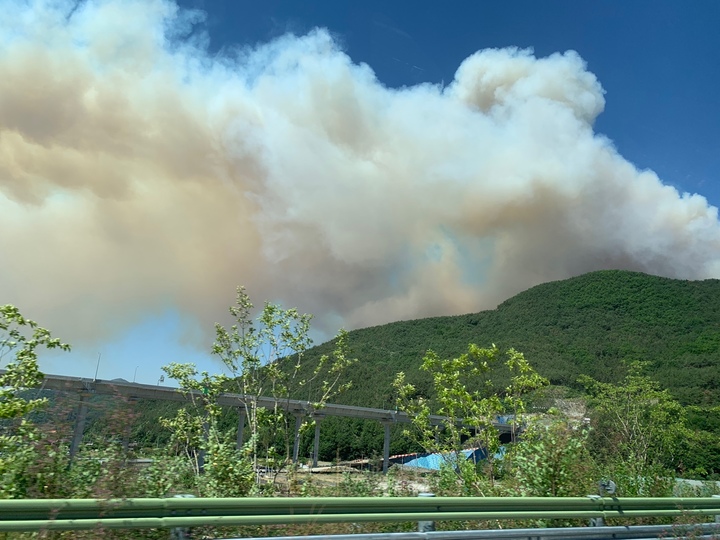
[8,0,718,384]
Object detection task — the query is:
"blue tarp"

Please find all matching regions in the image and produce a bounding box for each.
[391,446,506,470]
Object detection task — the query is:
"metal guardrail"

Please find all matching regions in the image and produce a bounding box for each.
[223,523,720,540]
[0,497,719,532]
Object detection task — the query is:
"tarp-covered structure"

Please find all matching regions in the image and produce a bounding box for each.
[390,447,506,470]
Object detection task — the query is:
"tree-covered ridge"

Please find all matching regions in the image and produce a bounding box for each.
[72,270,720,470]
[4,274,720,505]
[291,270,720,408]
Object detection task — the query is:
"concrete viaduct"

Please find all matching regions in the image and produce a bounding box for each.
[23,372,515,473]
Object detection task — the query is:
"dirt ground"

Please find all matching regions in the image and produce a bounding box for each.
[260,463,433,496]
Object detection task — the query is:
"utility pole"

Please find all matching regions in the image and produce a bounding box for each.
[93,353,101,381]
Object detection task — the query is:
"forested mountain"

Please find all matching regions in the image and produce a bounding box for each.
[87,270,720,463]
[290,270,720,408]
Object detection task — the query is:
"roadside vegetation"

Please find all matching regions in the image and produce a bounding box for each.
[2,271,720,538]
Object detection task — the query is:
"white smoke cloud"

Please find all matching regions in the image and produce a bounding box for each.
[1,0,719,349]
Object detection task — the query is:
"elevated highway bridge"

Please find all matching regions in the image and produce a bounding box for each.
[7,371,515,473]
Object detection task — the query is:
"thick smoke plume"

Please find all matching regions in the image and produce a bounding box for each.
[1,0,719,348]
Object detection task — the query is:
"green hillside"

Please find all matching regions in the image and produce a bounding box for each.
[70,269,720,466]
[290,270,720,408]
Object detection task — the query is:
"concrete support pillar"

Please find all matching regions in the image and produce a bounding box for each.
[122,397,137,453]
[312,416,323,468]
[69,393,90,462]
[198,414,209,473]
[236,408,247,450]
[382,422,392,473]
[292,415,303,463]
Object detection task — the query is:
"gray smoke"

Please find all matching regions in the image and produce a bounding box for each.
[1,0,719,349]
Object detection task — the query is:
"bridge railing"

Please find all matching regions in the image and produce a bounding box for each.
[1,496,719,532]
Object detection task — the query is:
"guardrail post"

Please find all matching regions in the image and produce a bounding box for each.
[170,494,195,540]
[713,495,720,523]
[587,494,604,527]
[418,492,436,532]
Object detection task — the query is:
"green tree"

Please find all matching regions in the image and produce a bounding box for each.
[682,405,720,478]
[160,363,254,496]
[511,415,596,496]
[0,305,70,498]
[162,287,356,492]
[0,305,70,420]
[211,286,313,472]
[394,344,548,493]
[579,361,687,496]
[212,287,355,468]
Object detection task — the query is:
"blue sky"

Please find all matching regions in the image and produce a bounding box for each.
[2,0,719,385]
